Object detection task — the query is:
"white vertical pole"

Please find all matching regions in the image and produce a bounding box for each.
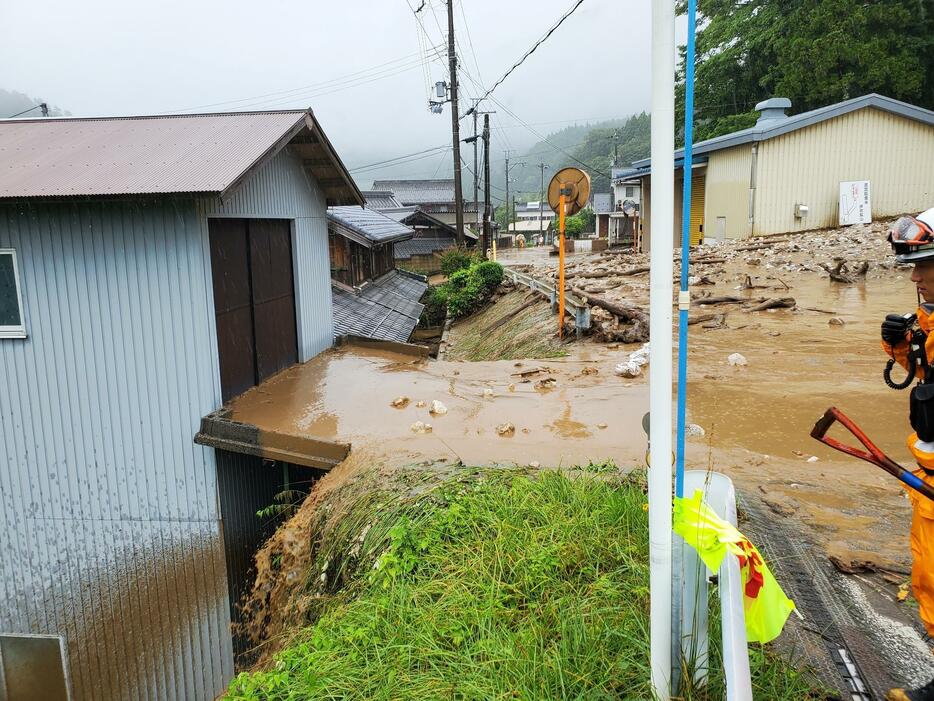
[649,0,675,698]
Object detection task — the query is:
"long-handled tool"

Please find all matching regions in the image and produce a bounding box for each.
[811,406,934,503]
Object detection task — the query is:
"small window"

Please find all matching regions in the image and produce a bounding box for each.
[0,249,26,339]
[625,186,635,198]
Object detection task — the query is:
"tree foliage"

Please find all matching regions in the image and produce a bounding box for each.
[678,0,934,142]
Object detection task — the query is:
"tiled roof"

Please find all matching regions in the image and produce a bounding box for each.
[328,206,414,246]
[371,179,456,205]
[361,190,403,210]
[332,270,428,343]
[394,237,456,259]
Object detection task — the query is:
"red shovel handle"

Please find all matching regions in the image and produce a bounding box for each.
[811,406,934,503]
[810,407,889,466]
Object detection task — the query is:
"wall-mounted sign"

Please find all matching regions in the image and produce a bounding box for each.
[839,181,872,226]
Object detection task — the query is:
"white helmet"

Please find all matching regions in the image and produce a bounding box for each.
[889,207,934,263]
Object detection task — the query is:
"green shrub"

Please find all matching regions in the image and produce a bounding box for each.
[474,261,504,292]
[418,286,448,328]
[421,261,505,322]
[439,247,475,277]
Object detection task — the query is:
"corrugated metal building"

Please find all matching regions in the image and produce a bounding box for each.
[0,110,363,700]
[635,94,934,247]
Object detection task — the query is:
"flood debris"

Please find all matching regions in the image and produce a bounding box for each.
[728,352,748,366]
[391,397,410,409]
[410,421,433,434]
[495,422,516,437]
[428,400,448,416]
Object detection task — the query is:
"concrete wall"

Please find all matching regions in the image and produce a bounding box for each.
[755,108,934,236]
[0,146,336,700]
[705,144,753,240]
[0,198,233,701]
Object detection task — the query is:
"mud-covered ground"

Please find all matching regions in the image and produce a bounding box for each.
[237,221,934,694]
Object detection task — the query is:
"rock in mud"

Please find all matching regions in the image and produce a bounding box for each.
[597,423,608,429]
[410,421,433,434]
[507,383,516,392]
[581,366,599,376]
[415,400,426,408]
[829,316,845,326]
[534,378,557,391]
[496,422,516,437]
[391,396,410,409]
[483,388,495,398]
[727,352,748,366]
[429,400,448,416]
[686,424,706,437]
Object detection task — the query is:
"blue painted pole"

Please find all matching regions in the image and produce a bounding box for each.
[676,0,698,499]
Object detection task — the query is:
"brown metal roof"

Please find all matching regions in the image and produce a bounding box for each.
[0,110,364,206]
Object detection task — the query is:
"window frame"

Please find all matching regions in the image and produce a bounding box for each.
[0,248,27,339]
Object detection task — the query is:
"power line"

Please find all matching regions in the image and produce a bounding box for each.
[6,103,47,119]
[162,50,441,114]
[463,0,587,117]
[349,145,451,173]
[457,0,484,86]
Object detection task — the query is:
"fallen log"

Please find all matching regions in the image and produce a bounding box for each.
[694,295,764,306]
[804,306,837,315]
[621,265,651,276]
[688,313,717,326]
[746,297,796,312]
[740,274,769,290]
[574,289,650,343]
[734,239,791,252]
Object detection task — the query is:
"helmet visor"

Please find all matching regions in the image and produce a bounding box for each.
[890,216,934,246]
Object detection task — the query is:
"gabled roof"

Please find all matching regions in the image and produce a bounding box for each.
[362,190,403,210]
[371,178,456,205]
[328,206,415,247]
[633,93,934,170]
[0,109,364,205]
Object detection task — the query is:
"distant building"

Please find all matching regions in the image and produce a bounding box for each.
[370,179,479,228]
[592,193,613,238]
[634,93,934,249]
[0,109,363,700]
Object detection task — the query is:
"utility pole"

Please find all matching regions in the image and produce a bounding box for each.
[472,106,479,234]
[613,129,620,167]
[504,151,511,238]
[483,114,492,255]
[447,0,465,244]
[538,163,549,245]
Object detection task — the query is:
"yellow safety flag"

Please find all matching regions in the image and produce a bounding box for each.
[673,489,795,644]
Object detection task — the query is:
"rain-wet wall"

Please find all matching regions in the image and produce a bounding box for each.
[0,149,337,699]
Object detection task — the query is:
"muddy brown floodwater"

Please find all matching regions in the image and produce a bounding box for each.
[232,226,921,572]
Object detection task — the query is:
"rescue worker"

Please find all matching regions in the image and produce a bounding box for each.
[882,207,934,701]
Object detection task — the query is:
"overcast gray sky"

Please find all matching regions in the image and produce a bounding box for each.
[1,0,659,185]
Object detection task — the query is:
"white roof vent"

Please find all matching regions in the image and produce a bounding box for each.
[755,97,792,126]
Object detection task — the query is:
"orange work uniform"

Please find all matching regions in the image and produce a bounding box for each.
[883,303,934,636]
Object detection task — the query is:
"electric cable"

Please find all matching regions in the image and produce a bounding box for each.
[463,0,587,117]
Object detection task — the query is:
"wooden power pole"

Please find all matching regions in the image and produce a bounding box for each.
[447,0,465,244]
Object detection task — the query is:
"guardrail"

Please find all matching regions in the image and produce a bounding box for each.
[674,470,753,700]
[502,267,591,337]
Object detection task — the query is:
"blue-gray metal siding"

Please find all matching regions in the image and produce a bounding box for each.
[0,198,232,700]
[201,147,334,361]
[0,147,336,700]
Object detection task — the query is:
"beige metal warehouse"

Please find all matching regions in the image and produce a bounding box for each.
[634,94,934,248]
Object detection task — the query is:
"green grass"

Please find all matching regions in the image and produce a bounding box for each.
[226,469,819,701]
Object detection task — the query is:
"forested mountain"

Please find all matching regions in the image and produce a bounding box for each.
[510,112,651,198]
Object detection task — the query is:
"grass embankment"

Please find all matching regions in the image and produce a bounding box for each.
[226,467,817,700]
[445,290,568,361]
